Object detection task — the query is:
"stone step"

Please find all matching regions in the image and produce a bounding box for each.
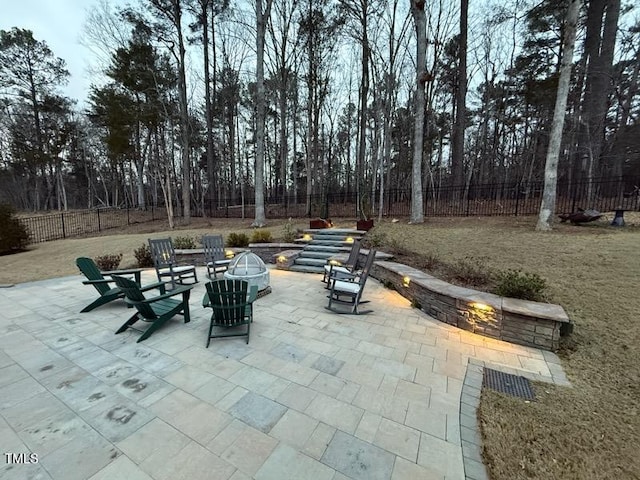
[300,251,334,260]
[309,239,352,247]
[304,245,350,253]
[294,257,328,267]
[288,264,324,274]
[312,233,362,241]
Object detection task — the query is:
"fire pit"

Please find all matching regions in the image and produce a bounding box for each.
[224,251,271,295]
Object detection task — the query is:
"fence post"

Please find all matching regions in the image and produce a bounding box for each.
[515,183,520,216]
[61,213,66,239]
[126,203,130,225]
[465,188,470,216]
[97,208,101,232]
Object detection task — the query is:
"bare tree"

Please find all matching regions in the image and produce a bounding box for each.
[252,0,274,227]
[148,0,192,223]
[409,0,426,223]
[536,0,581,231]
[451,0,467,187]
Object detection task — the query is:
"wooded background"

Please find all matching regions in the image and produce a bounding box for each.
[0,0,638,223]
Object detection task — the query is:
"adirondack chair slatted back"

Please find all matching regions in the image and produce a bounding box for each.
[345,241,362,270]
[76,257,110,295]
[206,280,248,327]
[112,275,158,320]
[149,238,176,269]
[203,235,226,264]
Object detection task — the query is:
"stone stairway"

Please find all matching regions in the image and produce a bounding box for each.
[289,228,365,273]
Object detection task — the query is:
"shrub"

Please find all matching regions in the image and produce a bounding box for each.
[282,218,297,243]
[226,232,249,248]
[94,253,122,271]
[449,257,493,287]
[250,229,272,243]
[363,229,387,248]
[0,204,30,255]
[493,269,547,301]
[173,235,196,249]
[134,244,154,267]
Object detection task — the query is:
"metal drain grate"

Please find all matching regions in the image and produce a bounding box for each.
[482,368,535,401]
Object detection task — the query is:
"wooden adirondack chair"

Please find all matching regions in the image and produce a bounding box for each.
[148,238,198,287]
[76,257,149,313]
[326,249,377,314]
[112,275,192,343]
[202,279,258,346]
[203,234,232,278]
[322,240,362,285]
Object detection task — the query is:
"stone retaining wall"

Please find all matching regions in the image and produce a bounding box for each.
[249,243,302,264]
[174,247,246,266]
[371,261,571,351]
[174,244,302,266]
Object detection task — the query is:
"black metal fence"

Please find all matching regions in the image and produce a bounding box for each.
[20,206,163,244]
[18,177,640,243]
[204,177,640,219]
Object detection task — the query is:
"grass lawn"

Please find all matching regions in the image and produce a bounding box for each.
[1,214,639,478]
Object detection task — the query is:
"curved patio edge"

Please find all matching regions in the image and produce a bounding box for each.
[370,261,572,352]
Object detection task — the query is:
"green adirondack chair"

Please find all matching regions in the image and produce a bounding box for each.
[202,279,258,346]
[112,275,193,343]
[76,257,149,313]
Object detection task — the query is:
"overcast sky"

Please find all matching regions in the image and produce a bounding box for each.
[0,0,108,106]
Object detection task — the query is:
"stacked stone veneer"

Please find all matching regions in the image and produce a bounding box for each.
[371,261,571,351]
[174,244,301,266]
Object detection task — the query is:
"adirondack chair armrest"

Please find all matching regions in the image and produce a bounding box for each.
[102,267,144,275]
[82,278,115,285]
[247,285,259,303]
[102,268,143,284]
[139,281,168,294]
[133,285,192,305]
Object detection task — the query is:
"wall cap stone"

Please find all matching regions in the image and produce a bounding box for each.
[374,260,570,325]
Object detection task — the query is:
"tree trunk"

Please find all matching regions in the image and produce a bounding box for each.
[252,0,273,227]
[578,0,621,186]
[172,0,191,222]
[451,0,467,188]
[201,1,215,214]
[537,0,581,231]
[410,0,426,223]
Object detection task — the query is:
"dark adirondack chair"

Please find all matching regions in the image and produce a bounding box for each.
[202,279,258,346]
[76,257,147,313]
[148,238,198,288]
[322,240,362,285]
[112,275,192,343]
[203,234,232,278]
[326,249,376,315]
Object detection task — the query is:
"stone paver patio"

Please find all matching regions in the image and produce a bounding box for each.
[0,268,567,480]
